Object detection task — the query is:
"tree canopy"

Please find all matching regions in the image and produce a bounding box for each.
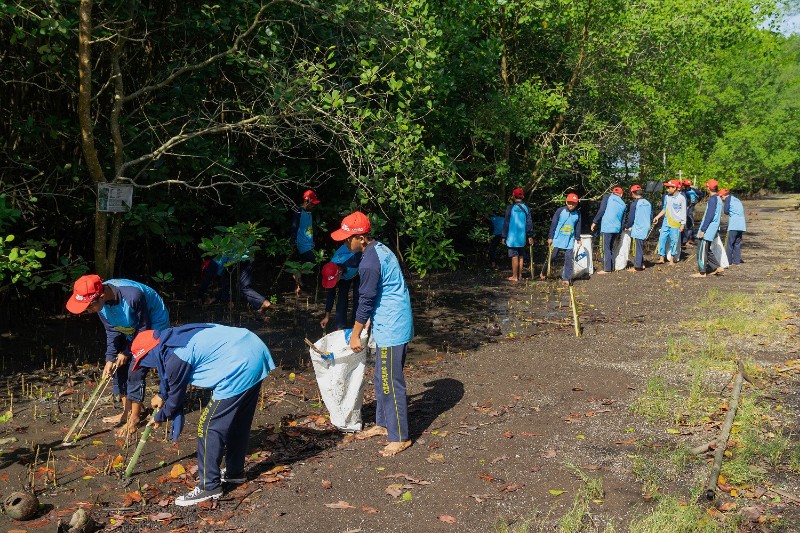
[1,0,798,306]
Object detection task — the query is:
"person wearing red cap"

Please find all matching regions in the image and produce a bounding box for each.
[591,186,627,274]
[682,179,699,245]
[131,324,275,506]
[624,185,653,271]
[65,275,170,438]
[652,180,686,264]
[502,187,534,282]
[545,193,582,284]
[197,250,271,319]
[331,211,414,457]
[320,244,362,330]
[719,189,746,265]
[692,180,725,277]
[290,190,320,294]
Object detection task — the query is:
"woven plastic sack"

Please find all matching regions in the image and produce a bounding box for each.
[309,329,368,432]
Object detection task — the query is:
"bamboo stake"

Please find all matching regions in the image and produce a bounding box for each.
[528,243,534,279]
[569,285,581,337]
[62,364,116,445]
[705,362,745,501]
[125,409,158,478]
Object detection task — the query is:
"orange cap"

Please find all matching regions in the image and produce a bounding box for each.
[66,275,104,314]
[331,211,371,241]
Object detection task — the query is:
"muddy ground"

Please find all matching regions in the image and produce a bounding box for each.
[0,195,799,532]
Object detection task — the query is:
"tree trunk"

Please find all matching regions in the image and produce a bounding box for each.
[78,0,123,278]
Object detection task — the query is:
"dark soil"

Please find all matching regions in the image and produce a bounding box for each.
[1,195,798,532]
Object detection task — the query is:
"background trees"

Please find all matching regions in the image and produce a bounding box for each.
[1,0,798,321]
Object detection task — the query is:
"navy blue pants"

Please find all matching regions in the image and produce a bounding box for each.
[683,206,695,243]
[632,238,645,269]
[374,344,409,442]
[112,363,147,403]
[600,233,618,272]
[697,239,720,273]
[726,231,743,264]
[552,248,574,281]
[196,380,262,491]
[200,260,267,310]
[334,278,359,330]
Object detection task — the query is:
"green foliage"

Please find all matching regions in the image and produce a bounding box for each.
[404,209,463,278]
[198,222,288,268]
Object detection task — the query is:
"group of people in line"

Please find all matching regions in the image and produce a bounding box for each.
[62,182,748,507]
[494,179,747,284]
[64,196,413,507]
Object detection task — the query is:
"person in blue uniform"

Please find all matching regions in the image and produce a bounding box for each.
[502,188,534,282]
[591,186,627,274]
[692,180,725,277]
[331,211,414,457]
[198,251,271,318]
[719,189,746,265]
[545,193,582,285]
[131,324,275,506]
[652,180,687,264]
[682,179,698,245]
[487,214,505,266]
[290,189,320,294]
[624,185,653,272]
[320,244,362,330]
[66,275,170,438]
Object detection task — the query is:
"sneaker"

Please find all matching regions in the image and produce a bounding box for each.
[174,486,223,507]
[220,468,246,485]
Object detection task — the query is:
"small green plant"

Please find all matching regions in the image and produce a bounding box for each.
[151,271,174,284]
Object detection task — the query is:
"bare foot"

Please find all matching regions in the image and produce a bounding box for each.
[506,276,519,282]
[625,267,636,272]
[656,258,665,264]
[596,270,610,275]
[103,413,124,425]
[690,272,707,278]
[668,260,676,265]
[561,280,570,286]
[258,300,271,313]
[379,440,412,457]
[539,274,546,280]
[712,267,725,276]
[355,425,388,440]
[115,421,139,439]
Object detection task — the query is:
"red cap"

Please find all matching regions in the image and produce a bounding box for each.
[566,193,579,203]
[612,187,624,195]
[303,190,320,204]
[131,330,160,371]
[66,274,104,314]
[683,179,691,186]
[512,187,525,199]
[321,262,341,289]
[331,211,371,241]
[664,179,681,188]
[718,189,730,197]
[630,184,642,193]
[705,179,718,189]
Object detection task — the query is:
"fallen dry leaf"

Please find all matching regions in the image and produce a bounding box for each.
[439,515,457,524]
[149,512,174,521]
[499,483,524,493]
[426,453,445,464]
[385,484,405,498]
[382,473,431,485]
[490,455,508,465]
[549,489,566,496]
[502,431,514,439]
[169,464,186,478]
[519,432,543,437]
[362,505,379,514]
[325,500,356,509]
[718,501,737,512]
[479,474,496,483]
[542,449,557,459]
[322,480,332,490]
[581,464,602,471]
[615,439,638,445]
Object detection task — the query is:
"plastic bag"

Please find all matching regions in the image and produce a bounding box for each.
[572,234,593,279]
[712,234,730,268]
[309,329,369,432]
[612,230,632,271]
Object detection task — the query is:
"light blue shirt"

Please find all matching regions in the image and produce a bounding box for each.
[727,196,746,232]
[600,195,626,234]
[630,198,652,240]
[172,325,275,400]
[331,245,359,281]
[296,210,314,254]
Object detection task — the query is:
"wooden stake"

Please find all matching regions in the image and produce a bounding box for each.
[569,285,581,337]
[705,362,745,501]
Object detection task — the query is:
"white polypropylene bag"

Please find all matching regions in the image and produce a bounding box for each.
[612,230,632,271]
[309,329,369,432]
[712,234,730,268]
[572,234,593,279]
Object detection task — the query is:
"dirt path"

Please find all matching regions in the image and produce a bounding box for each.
[1,195,798,532]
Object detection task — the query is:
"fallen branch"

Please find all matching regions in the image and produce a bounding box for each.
[705,362,745,501]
